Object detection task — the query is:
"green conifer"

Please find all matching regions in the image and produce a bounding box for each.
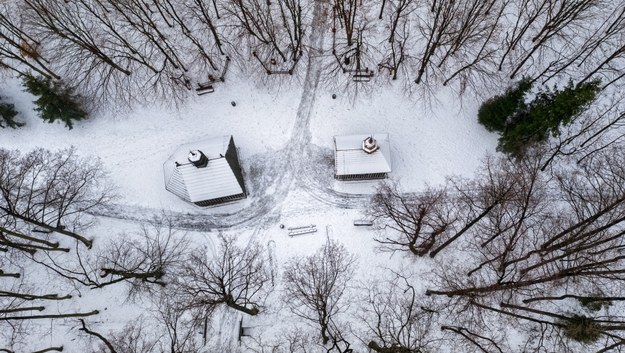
[0,95,23,129]
[23,75,87,129]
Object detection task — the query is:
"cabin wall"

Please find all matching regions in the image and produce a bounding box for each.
[335,173,387,180]
[194,193,246,206]
[225,136,247,196]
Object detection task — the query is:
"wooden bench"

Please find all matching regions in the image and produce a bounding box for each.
[288,224,317,237]
[196,83,214,95]
[352,72,373,82]
[353,219,373,226]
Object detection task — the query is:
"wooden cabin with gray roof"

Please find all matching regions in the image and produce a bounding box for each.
[163,135,246,206]
[333,133,392,180]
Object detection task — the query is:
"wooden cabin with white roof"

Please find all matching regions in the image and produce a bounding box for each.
[163,135,246,206]
[333,133,392,180]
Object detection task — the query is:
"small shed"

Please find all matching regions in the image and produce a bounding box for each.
[334,133,392,180]
[163,135,246,206]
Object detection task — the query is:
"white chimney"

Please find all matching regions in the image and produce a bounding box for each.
[362,136,379,154]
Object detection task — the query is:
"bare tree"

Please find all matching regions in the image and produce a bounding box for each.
[244,328,320,353]
[439,0,507,91]
[359,270,441,353]
[224,0,309,75]
[0,147,117,352]
[82,318,162,353]
[22,0,136,108]
[0,147,113,246]
[377,0,415,81]
[507,0,599,79]
[538,86,625,171]
[176,233,269,316]
[283,238,356,345]
[97,220,189,298]
[0,2,58,79]
[468,300,625,352]
[330,0,375,83]
[153,290,204,353]
[422,146,625,352]
[412,0,505,88]
[369,182,457,257]
[21,0,227,108]
[370,155,524,259]
[30,218,189,301]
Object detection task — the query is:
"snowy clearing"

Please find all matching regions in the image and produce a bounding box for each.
[3,1,625,352]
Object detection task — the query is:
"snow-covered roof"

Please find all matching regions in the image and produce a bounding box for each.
[163,136,244,203]
[334,134,392,176]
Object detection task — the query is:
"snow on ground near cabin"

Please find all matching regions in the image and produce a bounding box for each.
[1,72,497,211]
[312,83,499,193]
[1,66,497,351]
[12,188,412,352]
[0,74,299,212]
[200,187,436,350]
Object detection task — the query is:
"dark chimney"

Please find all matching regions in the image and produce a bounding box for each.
[188,150,209,168]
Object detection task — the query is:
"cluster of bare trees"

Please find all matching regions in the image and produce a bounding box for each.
[0,147,111,350]
[2,0,625,110]
[0,145,276,352]
[19,0,231,108]
[328,0,625,93]
[0,0,309,109]
[78,231,273,352]
[9,145,625,352]
[71,236,358,353]
[0,148,198,352]
[224,0,309,75]
[368,140,625,351]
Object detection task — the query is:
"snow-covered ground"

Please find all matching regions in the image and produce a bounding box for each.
[1,41,499,350]
[0,72,497,210]
[5,0,625,350]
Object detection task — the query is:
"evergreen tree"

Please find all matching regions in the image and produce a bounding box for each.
[23,75,87,129]
[478,77,532,132]
[499,79,601,156]
[0,95,23,129]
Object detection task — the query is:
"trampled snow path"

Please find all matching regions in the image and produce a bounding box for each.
[92,0,369,231]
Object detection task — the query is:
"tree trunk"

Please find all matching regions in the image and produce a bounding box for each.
[224,295,259,316]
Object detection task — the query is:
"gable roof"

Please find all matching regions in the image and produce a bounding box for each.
[163,136,244,203]
[334,133,392,176]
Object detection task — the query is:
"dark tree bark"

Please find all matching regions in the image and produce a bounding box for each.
[176,233,269,316]
[78,319,118,353]
[283,238,355,345]
[360,271,439,353]
[0,4,59,79]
